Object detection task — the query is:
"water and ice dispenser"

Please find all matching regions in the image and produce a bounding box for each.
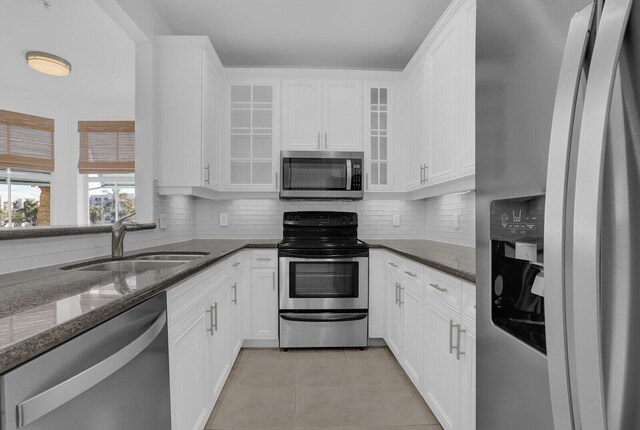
[490,195,546,354]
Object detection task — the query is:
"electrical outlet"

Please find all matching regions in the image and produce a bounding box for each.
[219,213,228,226]
[393,214,401,227]
[159,214,168,230]
[453,211,461,229]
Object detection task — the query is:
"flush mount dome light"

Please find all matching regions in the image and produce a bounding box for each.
[25,51,71,77]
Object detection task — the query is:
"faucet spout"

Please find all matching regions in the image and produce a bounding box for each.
[112,212,137,258]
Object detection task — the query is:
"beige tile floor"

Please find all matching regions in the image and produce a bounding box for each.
[205,347,443,430]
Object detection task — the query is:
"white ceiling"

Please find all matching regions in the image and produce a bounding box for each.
[149,0,452,70]
[0,0,135,101]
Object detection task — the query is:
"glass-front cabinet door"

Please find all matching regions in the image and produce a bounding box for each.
[363,81,394,192]
[225,79,280,190]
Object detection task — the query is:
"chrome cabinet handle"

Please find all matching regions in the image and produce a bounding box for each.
[365,172,369,190]
[17,311,166,428]
[429,283,447,293]
[425,165,428,183]
[544,5,595,428]
[388,262,398,268]
[207,305,215,335]
[452,323,466,360]
[448,319,454,354]
[394,282,399,305]
[275,172,278,188]
[398,284,404,306]
[213,303,218,332]
[256,257,272,262]
[324,131,327,149]
[233,262,241,267]
[317,131,321,149]
[232,282,238,305]
[204,164,211,184]
[572,0,632,428]
[404,270,417,278]
[272,271,276,291]
[419,164,424,184]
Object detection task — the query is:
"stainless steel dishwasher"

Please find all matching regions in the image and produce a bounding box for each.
[0,293,171,430]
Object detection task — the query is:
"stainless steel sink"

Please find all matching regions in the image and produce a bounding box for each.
[134,253,208,261]
[75,260,187,274]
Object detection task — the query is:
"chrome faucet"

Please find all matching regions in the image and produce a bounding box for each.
[112,212,137,258]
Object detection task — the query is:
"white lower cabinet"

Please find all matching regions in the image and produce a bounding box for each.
[168,299,211,430]
[368,250,386,338]
[402,280,424,387]
[230,252,250,357]
[423,300,461,430]
[250,267,278,339]
[378,250,475,430]
[207,285,232,402]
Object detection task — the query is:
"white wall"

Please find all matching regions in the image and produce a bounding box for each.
[423,191,475,247]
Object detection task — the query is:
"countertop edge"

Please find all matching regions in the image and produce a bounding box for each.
[0,242,275,374]
[0,223,157,241]
[367,243,476,284]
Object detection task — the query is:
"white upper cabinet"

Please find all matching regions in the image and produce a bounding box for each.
[157,36,222,191]
[281,79,322,150]
[280,78,362,152]
[363,81,394,191]
[322,79,363,151]
[425,22,459,185]
[402,0,476,194]
[224,79,280,191]
[405,58,427,191]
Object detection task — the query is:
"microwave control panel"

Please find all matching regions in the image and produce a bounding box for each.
[351,160,362,190]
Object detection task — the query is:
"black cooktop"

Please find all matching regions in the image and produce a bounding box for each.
[279,211,369,252]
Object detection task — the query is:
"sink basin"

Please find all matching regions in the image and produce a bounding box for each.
[135,253,208,261]
[75,260,186,274]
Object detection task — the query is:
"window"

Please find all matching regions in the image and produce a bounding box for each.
[87,173,135,225]
[0,168,51,227]
[77,120,136,225]
[0,110,54,228]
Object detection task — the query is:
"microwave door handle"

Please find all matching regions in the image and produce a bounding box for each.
[543,4,595,430]
[573,0,633,429]
[346,159,352,191]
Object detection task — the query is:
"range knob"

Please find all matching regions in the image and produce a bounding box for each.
[294,215,300,221]
[286,214,293,221]
[341,215,349,223]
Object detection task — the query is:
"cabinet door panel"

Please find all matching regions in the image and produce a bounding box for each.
[405,58,427,191]
[387,274,403,361]
[169,307,209,430]
[209,287,232,401]
[203,57,220,189]
[460,321,476,430]
[322,80,362,151]
[423,300,460,430]
[281,79,322,150]
[402,282,423,387]
[364,81,394,191]
[251,268,278,339]
[426,20,460,184]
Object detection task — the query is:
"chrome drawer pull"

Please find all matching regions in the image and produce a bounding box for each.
[404,270,417,278]
[429,283,447,293]
[256,257,272,262]
[388,262,398,268]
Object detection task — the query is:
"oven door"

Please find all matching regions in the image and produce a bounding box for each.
[279,256,369,310]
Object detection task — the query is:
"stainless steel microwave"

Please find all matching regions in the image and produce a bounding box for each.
[280,151,364,200]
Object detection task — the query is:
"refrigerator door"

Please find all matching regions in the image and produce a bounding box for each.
[572,0,640,428]
[476,0,594,429]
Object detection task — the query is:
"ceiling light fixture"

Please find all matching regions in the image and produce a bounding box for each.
[25,51,71,77]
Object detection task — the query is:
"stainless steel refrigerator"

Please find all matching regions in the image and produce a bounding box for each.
[476,0,640,429]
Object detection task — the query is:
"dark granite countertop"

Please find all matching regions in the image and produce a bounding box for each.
[364,240,476,284]
[0,239,278,374]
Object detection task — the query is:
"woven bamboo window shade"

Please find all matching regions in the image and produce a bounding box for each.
[0,110,55,172]
[78,121,135,174]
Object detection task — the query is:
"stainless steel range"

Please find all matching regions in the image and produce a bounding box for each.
[278,211,369,348]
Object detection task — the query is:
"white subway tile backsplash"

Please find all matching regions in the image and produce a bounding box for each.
[424,191,476,247]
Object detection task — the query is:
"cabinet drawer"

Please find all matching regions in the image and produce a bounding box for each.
[461,281,476,322]
[167,266,228,325]
[400,258,423,286]
[385,254,403,274]
[424,267,462,312]
[251,250,277,268]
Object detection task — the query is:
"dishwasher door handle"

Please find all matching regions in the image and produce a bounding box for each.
[16,310,167,428]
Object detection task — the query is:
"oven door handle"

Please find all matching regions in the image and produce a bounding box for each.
[279,313,368,323]
[278,251,369,259]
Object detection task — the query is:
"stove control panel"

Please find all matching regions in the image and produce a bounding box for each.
[283,211,358,227]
